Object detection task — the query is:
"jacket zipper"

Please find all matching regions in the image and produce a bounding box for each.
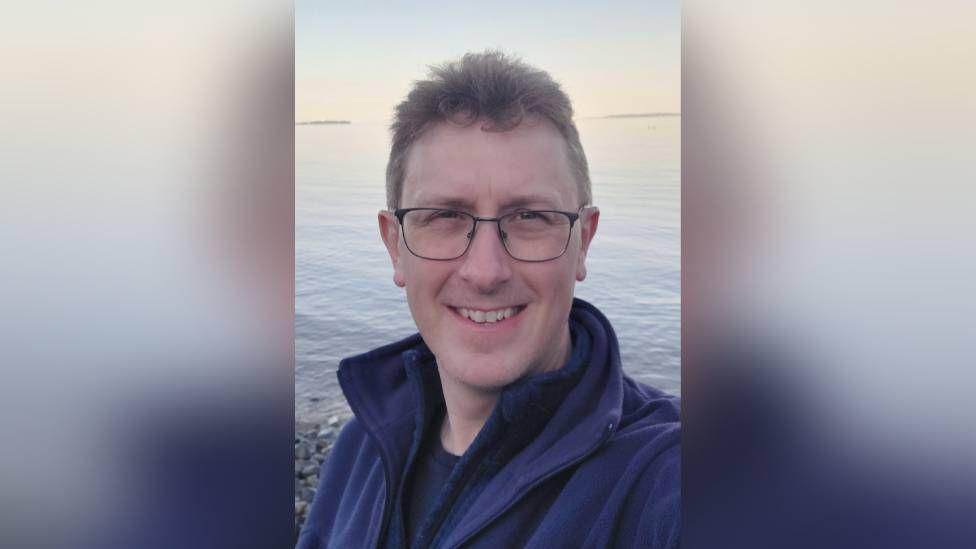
[447,424,615,548]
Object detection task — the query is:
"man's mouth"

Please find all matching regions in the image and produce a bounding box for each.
[450,305,526,324]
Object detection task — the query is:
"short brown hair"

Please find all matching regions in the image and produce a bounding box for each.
[386,50,591,209]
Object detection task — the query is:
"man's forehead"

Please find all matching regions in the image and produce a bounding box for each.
[401,118,579,207]
[402,175,576,211]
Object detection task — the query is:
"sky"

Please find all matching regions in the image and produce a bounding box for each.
[296,0,680,123]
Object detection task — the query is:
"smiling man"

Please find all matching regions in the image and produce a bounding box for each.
[298,51,680,549]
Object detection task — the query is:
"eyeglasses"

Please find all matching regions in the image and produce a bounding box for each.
[393,207,584,262]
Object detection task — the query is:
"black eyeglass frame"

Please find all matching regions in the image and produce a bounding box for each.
[393,207,585,262]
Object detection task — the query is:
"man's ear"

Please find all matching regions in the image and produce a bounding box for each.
[378,210,406,287]
[576,207,600,282]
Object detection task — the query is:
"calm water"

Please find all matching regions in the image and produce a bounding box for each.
[296,117,680,422]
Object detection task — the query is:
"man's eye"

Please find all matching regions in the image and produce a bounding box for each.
[517,211,542,220]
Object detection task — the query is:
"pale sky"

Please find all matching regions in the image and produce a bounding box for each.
[296,0,680,123]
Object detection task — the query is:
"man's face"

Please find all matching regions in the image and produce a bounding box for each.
[379,117,599,391]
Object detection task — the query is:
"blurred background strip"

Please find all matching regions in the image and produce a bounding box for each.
[683,1,976,548]
[0,2,294,548]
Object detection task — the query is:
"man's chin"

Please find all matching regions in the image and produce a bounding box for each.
[438,355,525,392]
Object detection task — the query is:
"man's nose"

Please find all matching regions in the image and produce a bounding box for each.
[457,221,512,291]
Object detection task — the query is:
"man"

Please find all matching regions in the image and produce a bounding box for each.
[298,51,679,549]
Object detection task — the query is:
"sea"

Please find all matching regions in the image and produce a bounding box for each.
[296,115,680,423]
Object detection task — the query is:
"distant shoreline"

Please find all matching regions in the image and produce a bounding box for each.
[296,120,351,125]
[594,113,681,119]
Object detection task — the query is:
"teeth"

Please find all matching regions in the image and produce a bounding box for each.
[458,307,518,324]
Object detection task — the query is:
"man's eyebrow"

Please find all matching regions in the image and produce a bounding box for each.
[499,195,562,210]
[410,197,475,210]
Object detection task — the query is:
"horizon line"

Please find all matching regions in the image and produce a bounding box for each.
[296,120,351,125]
[296,112,682,125]
[586,112,681,119]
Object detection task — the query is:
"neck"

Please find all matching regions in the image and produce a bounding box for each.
[437,324,574,455]
[437,373,498,456]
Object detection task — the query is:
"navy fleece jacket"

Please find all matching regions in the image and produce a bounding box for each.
[297,298,680,549]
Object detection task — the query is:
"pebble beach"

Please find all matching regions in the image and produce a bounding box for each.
[294,415,346,535]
